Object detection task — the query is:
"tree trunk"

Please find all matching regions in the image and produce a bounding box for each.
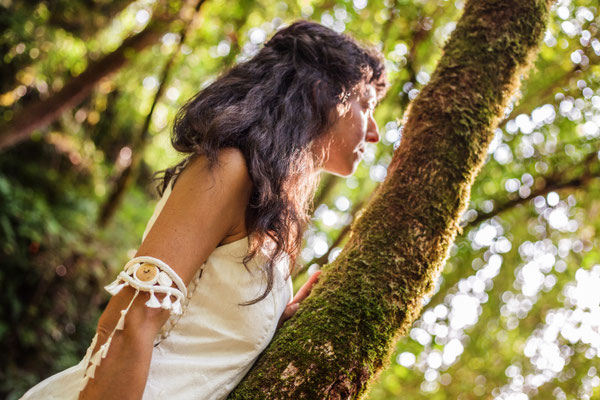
[0,0,191,152]
[229,0,554,398]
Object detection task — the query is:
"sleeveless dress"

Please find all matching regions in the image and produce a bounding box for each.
[21,178,294,400]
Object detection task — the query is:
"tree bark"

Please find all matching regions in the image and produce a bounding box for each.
[229,0,554,398]
[0,1,189,152]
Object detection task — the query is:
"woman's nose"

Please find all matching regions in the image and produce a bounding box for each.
[366,114,380,143]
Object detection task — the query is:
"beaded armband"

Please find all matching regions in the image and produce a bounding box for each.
[105,256,187,313]
[79,256,187,393]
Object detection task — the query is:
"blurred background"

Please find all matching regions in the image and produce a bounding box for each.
[0,0,599,398]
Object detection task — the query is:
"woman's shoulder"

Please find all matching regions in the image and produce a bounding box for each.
[176,147,253,245]
[137,147,254,285]
[182,147,252,193]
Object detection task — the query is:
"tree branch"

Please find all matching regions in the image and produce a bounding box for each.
[0,0,192,152]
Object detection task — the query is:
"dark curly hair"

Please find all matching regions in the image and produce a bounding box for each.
[156,20,388,304]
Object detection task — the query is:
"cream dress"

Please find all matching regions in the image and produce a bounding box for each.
[21,178,294,400]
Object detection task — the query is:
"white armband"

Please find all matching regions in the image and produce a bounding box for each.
[79,256,187,393]
[105,256,187,312]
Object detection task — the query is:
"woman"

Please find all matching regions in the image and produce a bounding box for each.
[21,19,388,399]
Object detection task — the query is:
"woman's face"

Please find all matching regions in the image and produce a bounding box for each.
[311,84,380,177]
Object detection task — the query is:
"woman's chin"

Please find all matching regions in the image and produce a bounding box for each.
[328,164,357,177]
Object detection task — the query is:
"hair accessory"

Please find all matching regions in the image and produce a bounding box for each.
[78,256,186,393]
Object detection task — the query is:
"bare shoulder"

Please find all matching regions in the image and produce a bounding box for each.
[217,146,249,171]
[137,147,253,285]
[215,147,252,191]
[181,147,252,195]
[174,147,253,243]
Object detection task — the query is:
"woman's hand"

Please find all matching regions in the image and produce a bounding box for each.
[277,270,322,329]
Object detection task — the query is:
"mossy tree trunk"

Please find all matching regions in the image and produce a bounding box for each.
[229,0,555,398]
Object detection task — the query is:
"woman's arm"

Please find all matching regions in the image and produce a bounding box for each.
[80,148,253,400]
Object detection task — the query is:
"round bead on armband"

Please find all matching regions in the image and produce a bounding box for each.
[104,256,187,314]
[79,256,187,393]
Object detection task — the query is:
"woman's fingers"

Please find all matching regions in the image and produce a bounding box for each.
[277,303,299,329]
[291,270,322,304]
[277,270,322,329]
